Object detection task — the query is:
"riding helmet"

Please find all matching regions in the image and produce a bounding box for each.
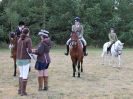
[19,21,25,26]
[74,17,80,22]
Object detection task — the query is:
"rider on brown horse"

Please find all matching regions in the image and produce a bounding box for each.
[16,21,25,37]
[65,17,88,56]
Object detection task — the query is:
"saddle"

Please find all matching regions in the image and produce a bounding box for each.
[69,39,83,48]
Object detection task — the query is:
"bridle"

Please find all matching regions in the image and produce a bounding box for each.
[9,32,17,49]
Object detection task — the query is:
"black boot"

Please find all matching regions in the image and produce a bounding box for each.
[107,43,114,54]
[65,45,69,56]
[83,46,88,56]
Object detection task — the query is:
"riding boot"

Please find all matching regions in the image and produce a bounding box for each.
[21,79,28,96]
[83,46,88,56]
[65,45,69,56]
[18,77,22,94]
[38,77,43,91]
[107,43,114,54]
[43,76,48,91]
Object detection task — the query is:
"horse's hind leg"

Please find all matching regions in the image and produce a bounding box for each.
[77,61,80,77]
[14,63,17,76]
[13,58,17,76]
[101,52,105,65]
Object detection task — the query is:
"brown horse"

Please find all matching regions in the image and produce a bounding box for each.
[70,32,84,77]
[9,32,18,76]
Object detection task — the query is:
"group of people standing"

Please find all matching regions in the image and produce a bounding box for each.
[10,16,118,96]
[11,21,51,96]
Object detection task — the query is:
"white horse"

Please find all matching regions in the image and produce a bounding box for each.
[101,40,124,67]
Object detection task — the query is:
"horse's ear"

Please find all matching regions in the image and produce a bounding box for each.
[122,43,124,45]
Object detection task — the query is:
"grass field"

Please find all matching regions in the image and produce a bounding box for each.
[0,48,133,99]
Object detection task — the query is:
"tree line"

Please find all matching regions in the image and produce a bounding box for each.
[0,0,133,47]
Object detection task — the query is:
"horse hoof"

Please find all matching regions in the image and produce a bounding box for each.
[73,75,75,77]
[78,74,80,77]
[81,70,83,72]
[13,74,16,76]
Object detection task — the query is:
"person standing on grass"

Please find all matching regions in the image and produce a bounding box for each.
[16,28,32,96]
[32,29,51,91]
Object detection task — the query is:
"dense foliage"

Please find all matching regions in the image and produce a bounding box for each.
[0,0,133,47]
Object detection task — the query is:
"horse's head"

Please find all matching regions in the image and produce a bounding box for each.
[9,32,16,39]
[115,40,124,55]
[9,32,17,46]
[70,31,79,47]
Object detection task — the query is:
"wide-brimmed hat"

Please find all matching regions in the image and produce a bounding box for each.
[38,29,49,37]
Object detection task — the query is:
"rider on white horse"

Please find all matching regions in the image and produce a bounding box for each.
[101,28,124,66]
[107,28,118,53]
[65,17,88,56]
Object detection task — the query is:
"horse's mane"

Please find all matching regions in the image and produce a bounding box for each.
[71,31,78,39]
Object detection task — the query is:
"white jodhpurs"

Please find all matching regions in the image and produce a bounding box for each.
[66,37,87,46]
[19,64,30,79]
[80,37,87,46]
[66,38,71,45]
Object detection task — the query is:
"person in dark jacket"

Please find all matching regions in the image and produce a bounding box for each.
[15,21,25,37]
[16,28,32,96]
[32,29,51,91]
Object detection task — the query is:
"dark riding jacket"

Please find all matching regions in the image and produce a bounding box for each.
[33,38,51,63]
[16,36,32,59]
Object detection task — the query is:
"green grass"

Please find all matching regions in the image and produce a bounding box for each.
[0,48,133,99]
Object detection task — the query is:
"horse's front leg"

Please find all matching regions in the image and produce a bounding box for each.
[72,62,76,77]
[81,60,83,72]
[77,61,80,77]
[118,55,121,67]
[13,58,17,76]
[108,54,112,66]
